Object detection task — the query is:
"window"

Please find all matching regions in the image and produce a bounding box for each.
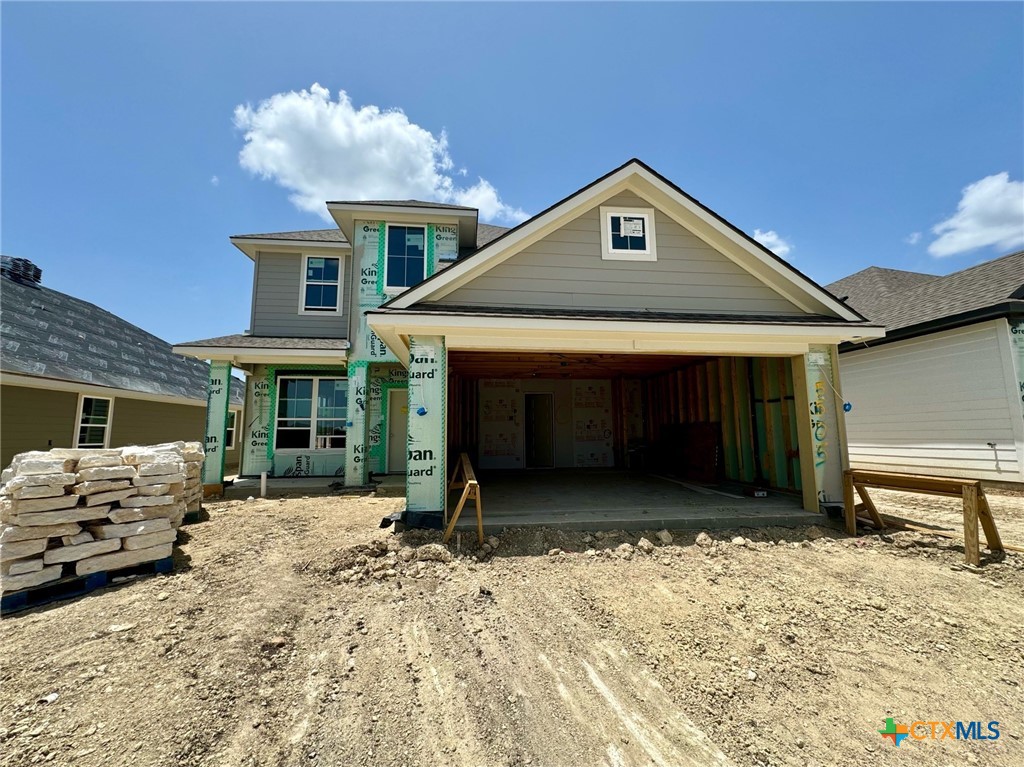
[300,255,343,313]
[225,410,238,449]
[385,225,426,292]
[275,377,347,450]
[75,396,112,448]
[600,206,657,261]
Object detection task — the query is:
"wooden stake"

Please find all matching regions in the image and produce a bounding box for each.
[978,493,1003,553]
[854,484,885,529]
[843,470,857,535]
[963,483,980,567]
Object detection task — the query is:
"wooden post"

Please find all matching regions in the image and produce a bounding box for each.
[843,470,857,535]
[963,483,980,567]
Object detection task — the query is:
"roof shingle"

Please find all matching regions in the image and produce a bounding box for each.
[1,273,243,404]
[826,251,1024,332]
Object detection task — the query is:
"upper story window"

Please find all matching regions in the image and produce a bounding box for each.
[385,225,426,293]
[600,206,657,262]
[300,255,343,314]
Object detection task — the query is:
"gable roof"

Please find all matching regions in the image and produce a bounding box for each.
[380,158,869,324]
[827,250,1024,339]
[1,269,244,404]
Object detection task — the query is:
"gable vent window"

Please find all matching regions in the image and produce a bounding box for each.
[385,225,426,293]
[600,206,657,261]
[300,255,343,314]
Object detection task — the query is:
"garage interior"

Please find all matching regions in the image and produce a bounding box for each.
[445,351,818,530]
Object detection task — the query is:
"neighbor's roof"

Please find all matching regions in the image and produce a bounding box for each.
[174,334,350,350]
[0,271,244,404]
[827,251,1024,336]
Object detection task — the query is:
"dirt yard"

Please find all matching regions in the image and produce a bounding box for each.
[2,489,1022,767]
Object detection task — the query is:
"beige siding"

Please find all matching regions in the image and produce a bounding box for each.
[841,320,1024,483]
[109,398,205,449]
[251,251,351,338]
[2,384,241,473]
[437,192,802,315]
[1,385,78,469]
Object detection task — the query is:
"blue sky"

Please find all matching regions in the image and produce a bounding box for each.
[3,2,1022,344]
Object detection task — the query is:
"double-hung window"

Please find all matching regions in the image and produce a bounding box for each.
[275,377,347,450]
[75,396,112,448]
[225,410,238,449]
[300,256,342,313]
[600,206,657,261]
[385,225,426,293]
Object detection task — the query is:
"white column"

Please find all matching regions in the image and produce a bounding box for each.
[345,362,369,486]
[802,345,845,505]
[201,361,232,487]
[406,336,447,513]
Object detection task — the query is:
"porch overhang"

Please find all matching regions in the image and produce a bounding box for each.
[173,334,350,366]
[366,310,885,364]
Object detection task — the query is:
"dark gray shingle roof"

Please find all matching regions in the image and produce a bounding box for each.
[175,334,349,350]
[1,273,243,404]
[476,224,509,247]
[230,229,349,246]
[327,199,477,211]
[826,251,1024,332]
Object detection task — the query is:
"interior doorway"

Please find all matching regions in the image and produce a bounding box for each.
[387,388,408,473]
[525,392,555,468]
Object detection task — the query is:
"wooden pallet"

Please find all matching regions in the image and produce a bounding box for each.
[1,556,173,616]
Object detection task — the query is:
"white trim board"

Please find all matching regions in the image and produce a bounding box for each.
[367,311,883,364]
[171,346,348,365]
[385,160,864,322]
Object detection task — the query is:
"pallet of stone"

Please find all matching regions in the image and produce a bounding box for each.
[0,555,174,615]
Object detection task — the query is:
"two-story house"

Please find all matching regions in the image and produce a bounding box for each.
[175,159,884,529]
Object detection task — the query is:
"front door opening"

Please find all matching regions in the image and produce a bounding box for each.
[387,388,409,473]
[525,392,555,468]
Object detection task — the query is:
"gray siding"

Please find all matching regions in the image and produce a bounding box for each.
[437,192,802,315]
[1,385,78,469]
[251,251,351,338]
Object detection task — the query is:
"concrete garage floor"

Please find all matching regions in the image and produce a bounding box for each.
[451,469,825,533]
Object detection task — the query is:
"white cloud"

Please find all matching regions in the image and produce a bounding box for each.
[753,229,792,259]
[905,231,921,245]
[210,175,220,186]
[233,84,528,225]
[928,172,1024,257]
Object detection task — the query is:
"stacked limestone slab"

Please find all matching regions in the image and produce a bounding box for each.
[0,442,204,595]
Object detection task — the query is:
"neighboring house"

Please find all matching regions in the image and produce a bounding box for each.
[827,251,1024,484]
[0,257,244,471]
[175,158,883,526]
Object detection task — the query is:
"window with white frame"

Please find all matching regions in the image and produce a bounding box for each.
[275,376,347,450]
[600,206,657,261]
[225,410,238,449]
[75,396,112,448]
[300,255,343,313]
[385,225,426,292]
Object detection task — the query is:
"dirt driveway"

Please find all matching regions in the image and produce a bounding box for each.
[1,492,1022,767]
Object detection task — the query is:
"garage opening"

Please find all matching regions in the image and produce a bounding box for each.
[446,351,814,529]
